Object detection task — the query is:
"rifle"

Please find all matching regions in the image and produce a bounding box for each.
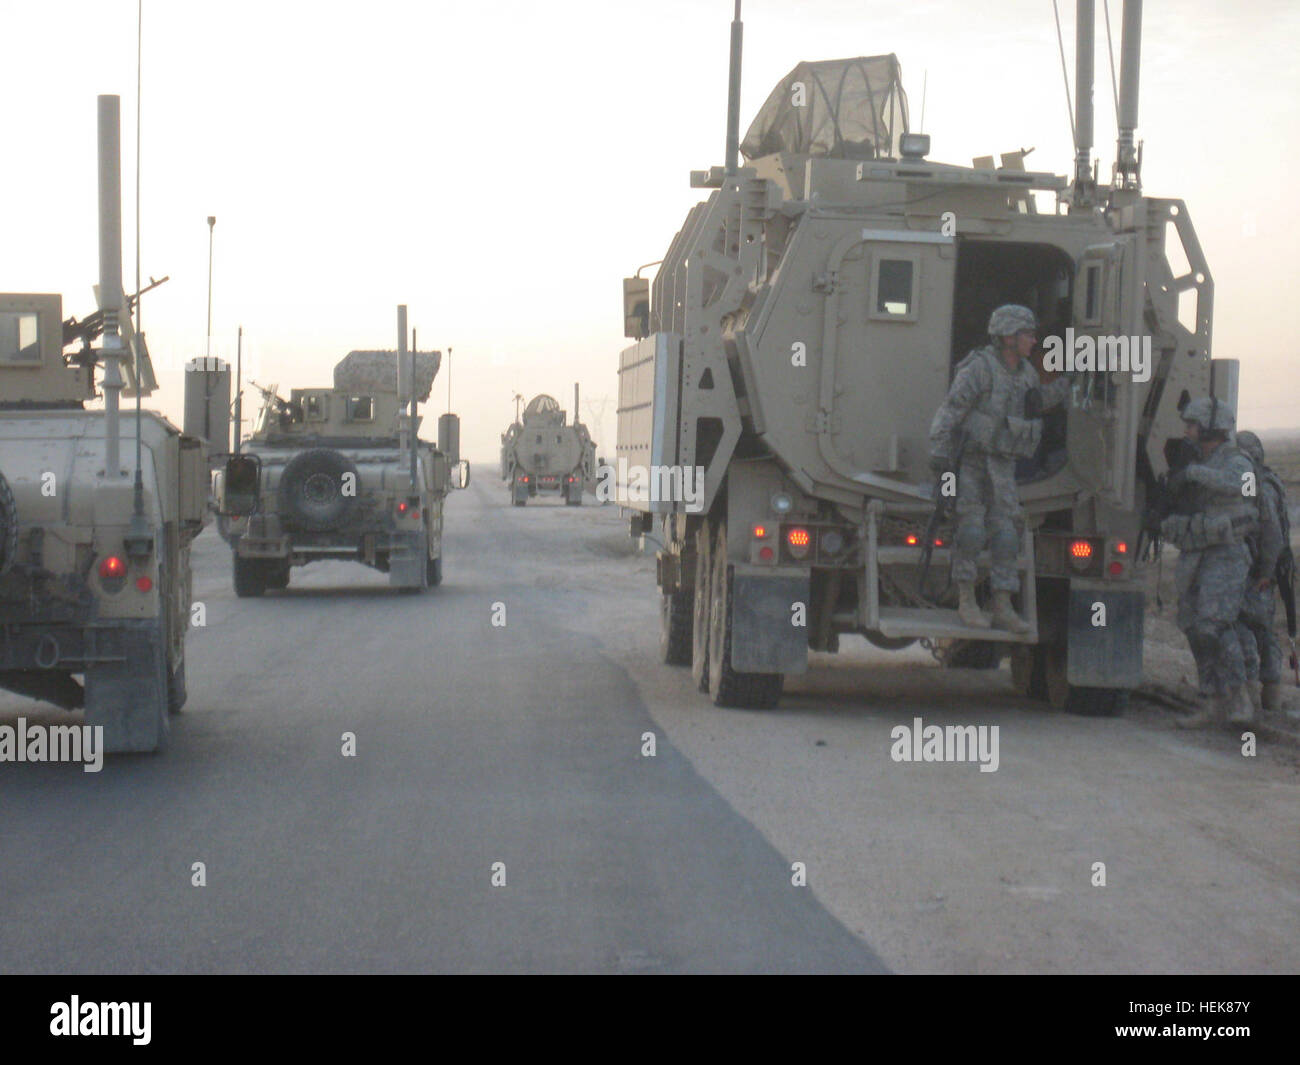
[1277,546,1299,684]
[61,275,170,349]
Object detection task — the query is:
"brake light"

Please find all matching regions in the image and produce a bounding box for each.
[1070,540,1093,560]
[1109,562,1123,576]
[397,502,408,515]
[98,556,126,580]
[753,524,769,539]
[786,527,812,560]
[905,534,918,546]
[759,546,775,562]
[136,576,153,593]
[933,538,944,547]
[1114,541,1128,554]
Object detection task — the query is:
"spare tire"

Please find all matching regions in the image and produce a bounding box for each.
[0,470,17,576]
[278,448,359,532]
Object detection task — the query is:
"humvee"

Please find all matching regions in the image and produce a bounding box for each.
[216,308,468,594]
[0,97,214,753]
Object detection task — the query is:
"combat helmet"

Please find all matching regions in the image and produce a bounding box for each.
[987,304,1037,338]
[1180,396,1236,434]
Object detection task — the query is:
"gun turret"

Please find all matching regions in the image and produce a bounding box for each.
[61,275,169,351]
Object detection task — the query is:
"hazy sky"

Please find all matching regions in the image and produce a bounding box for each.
[3,0,1297,457]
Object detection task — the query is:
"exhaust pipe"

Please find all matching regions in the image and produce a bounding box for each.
[574,381,580,426]
[97,95,125,479]
[1116,0,1143,186]
[1073,0,1095,196]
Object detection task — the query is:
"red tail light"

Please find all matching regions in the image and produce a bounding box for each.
[759,546,775,562]
[786,527,812,559]
[1070,540,1093,560]
[1114,541,1128,554]
[905,534,918,546]
[136,576,153,593]
[753,524,769,539]
[98,556,126,580]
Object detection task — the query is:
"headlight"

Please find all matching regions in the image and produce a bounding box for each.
[771,492,793,515]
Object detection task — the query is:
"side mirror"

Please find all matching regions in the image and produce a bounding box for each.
[623,277,650,339]
[454,459,471,491]
[219,454,262,516]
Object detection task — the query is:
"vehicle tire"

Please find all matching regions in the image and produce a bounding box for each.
[427,556,442,587]
[691,523,712,692]
[659,586,693,666]
[1010,645,1048,699]
[265,564,291,590]
[945,639,1003,669]
[566,483,583,506]
[0,469,18,576]
[233,553,267,598]
[167,651,188,714]
[1043,642,1127,716]
[707,521,783,709]
[278,448,359,532]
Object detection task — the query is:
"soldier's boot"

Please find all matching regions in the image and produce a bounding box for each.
[1261,681,1283,712]
[990,590,1030,634]
[957,582,991,629]
[1226,686,1256,727]
[1176,693,1223,729]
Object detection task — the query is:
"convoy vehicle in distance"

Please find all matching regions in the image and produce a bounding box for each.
[618,3,1223,712]
[0,96,214,752]
[217,308,468,595]
[500,385,597,506]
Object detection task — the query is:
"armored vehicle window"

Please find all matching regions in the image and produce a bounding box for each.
[346,396,374,422]
[304,395,328,421]
[872,258,915,319]
[0,311,40,363]
[1082,264,1102,324]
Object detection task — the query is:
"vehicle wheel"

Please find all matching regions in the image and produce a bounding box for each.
[659,584,693,667]
[945,639,1003,669]
[1010,645,1048,699]
[265,564,290,590]
[1043,642,1127,716]
[566,483,583,506]
[233,553,267,598]
[0,469,18,576]
[278,448,359,532]
[691,523,712,692]
[427,556,443,586]
[167,651,188,714]
[707,521,783,709]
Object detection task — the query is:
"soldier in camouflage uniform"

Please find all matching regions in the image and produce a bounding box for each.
[928,305,1069,631]
[1234,430,1288,713]
[1163,398,1259,728]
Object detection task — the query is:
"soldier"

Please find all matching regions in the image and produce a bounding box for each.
[1234,430,1289,713]
[1163,398,1259,728]
[929,305,1069,631]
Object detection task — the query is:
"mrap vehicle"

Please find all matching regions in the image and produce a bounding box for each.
[618,2,1223,711]
[0,96,214,753]
[217,308,468,595]
[500,386,597,506]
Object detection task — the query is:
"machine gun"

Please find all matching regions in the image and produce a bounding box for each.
[1138,436,1199,562]
[61,275,169,351]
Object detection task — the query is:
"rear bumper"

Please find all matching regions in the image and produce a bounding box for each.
[0,618,146,672]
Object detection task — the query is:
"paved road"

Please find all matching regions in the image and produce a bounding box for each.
[0,475,885,974]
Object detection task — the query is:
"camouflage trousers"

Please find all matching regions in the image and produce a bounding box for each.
[1237,582,1283,685]
[1175,543,1250,695]
[953,451,1022,592]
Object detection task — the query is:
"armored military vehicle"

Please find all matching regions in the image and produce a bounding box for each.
[216,307,468,594]
[500,385,597,506]
[619,1,1224,712]
[0,97,213,753]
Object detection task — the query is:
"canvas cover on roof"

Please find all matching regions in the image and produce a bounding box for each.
[333,349,441,401]
[740,56,909,162]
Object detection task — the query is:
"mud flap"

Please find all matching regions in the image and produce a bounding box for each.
[388,530,428,588]
[730,567,808,674]
[83,619,168,753]
[1066,586,1143,688]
